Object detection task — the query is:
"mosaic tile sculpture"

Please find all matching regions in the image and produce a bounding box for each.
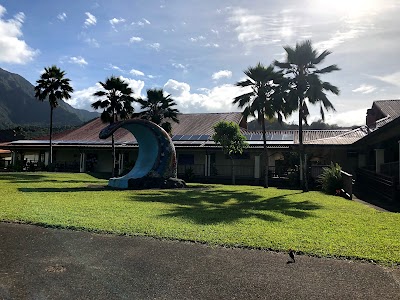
[99,119,184,189]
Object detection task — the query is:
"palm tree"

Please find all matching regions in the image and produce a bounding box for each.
[91,76,135,177]
[34,65,74,166]
[134,88,180,134]
[233,63,287,188]
[274,40,340,191]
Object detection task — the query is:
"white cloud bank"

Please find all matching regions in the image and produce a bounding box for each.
[163,79,244,113]
[0,5,38,64]
[323,107,368,127]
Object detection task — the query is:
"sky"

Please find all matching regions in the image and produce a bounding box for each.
[1,0,400,127]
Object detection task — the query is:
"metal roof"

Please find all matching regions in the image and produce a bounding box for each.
[374,100,400,120]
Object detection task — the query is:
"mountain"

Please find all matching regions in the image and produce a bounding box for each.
[0,68,98,129]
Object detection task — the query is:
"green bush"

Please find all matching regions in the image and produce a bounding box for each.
[317,162,343,195]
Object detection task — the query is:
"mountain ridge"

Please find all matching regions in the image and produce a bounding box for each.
[0,68,98,129]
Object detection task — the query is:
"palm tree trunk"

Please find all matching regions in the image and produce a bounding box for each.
[111,134,115,177]
[261,113,269,188]
[299,103,303,190]
[231,157,235,185]
[49,106,53,166]
[111,110,116,177]
[298,100,308,191]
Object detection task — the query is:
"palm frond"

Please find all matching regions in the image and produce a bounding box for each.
[315,64,340,74]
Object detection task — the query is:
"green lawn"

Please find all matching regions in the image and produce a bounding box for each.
[1,172,399,264]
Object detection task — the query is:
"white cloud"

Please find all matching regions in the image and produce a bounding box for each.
[85,37,99,48]
[57,12,67,21]
[228,8,303,53]
[212,70,232,80]
[205,43,220,48]
[129,36,143,43]
[0,6,38,64]
[172,63,186,69]
[164,79,191,97]
[109,64,123,72]
[315,29,361,50]
[190,35,206,42]
[109,17,125,26]
[119,76,145,98]
[371,71,400,87]
[229,8,265,44]
[148,42,160,51]
[130,69,145,76]
[67,83,102,111]
[211,29,219,34]
[352,84,377,94]
[84,12,97,27]
[69,56,88,66]
[323,107,368,127]
[132,18,151,26]
[163,79,245,113]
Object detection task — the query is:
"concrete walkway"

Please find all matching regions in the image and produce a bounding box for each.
[0,222,399,300]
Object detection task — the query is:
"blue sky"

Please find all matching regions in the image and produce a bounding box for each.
[1,0,400,126]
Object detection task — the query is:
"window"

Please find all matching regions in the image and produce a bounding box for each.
[178,154,194,165]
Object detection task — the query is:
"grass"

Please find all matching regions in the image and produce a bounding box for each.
[1,172,399,265]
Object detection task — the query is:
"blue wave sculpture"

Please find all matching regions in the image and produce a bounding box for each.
[99,119,181,189]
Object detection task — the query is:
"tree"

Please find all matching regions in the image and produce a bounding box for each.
[212,121,248,185]
[133,88,180,134]
[34,65,74,166]
[91,76,135,177]
[233,62,287,188]
[274,40,340,191]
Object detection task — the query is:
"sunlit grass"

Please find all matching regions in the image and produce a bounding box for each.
[0,172,399,264]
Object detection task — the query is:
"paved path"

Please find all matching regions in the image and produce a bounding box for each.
[0,222,399,300]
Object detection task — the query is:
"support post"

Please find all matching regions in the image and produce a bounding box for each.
[118,153,124,175]
[79,152,86,173]
[375,149,384,173]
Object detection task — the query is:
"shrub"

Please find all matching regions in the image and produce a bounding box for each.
[317,162,343,195]
[184,167,195,181]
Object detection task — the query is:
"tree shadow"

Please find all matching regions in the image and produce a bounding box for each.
[0,173,47,182]
[19,185,109,193]
[128,189,321,224]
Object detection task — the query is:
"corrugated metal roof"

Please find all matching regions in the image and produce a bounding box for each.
[374,100,400,119]
[47,113,244,144]
[304,127,368,145]
[241,128,352,144]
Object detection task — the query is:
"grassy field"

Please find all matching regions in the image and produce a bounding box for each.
[1,172,399,265]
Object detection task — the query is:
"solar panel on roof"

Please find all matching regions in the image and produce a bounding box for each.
[250,134,262,141]
[172,135,183,141]
[180,135,192,140]
[280,134,294,141]
[189,135,202,140]
[244,134,251,140]
[199,135,209,140]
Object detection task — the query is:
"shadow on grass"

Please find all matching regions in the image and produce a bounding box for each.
[0,173,47,182]
[0,173,105,184]
[19,185,109,193]
[129,189,321,224]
